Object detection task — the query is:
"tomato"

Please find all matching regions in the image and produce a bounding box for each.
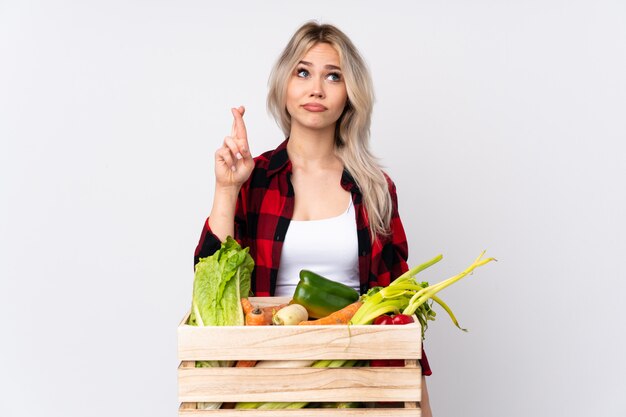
[373,314,393,325]
[391,314,414,325]
[371,315,412,370]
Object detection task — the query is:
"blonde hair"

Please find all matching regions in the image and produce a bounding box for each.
[267,21,393,239]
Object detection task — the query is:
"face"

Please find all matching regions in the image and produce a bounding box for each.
[285,43,348,134]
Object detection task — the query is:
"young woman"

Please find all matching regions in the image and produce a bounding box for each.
[194,22,432,415]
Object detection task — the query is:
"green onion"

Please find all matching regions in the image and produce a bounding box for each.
[233,252,493,410]
[350,251,496,339]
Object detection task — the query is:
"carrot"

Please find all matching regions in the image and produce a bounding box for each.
[235,360,257,367]
[298,301,363,325]
[245,307,271,325]
[242,299,288,325]
[241,298,255,315]
[261,303,288,318]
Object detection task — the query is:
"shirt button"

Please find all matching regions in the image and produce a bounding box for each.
[275,235,280,241]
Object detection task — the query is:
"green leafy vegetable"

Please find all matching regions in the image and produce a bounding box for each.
[350,251,496,339]
[189,236,253,327]
[188,236,254,410]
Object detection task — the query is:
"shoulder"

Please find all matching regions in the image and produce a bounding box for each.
[242,143,287,189]
[381,171,399,195]
[252,148,275,168]
[252,138,289,170]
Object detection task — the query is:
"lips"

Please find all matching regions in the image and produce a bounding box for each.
[302,103,327,112]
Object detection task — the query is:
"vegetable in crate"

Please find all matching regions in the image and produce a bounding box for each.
[233,252,495,411]
[350,251,496,339]
[316,402,363,408]
[371,314,414,367]
[297,300,363,325]
[241,298,288,325]
[189,236,253,327]
[292,269,360,318]
[272,304,308,325]
[188,237,254,409]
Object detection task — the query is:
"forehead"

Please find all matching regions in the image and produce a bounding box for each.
[300,43,341,66]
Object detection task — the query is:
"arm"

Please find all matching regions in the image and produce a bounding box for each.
[421,375,433,417]
[379,176,410,283]
[209,106,254,240]
[208,185,241,242]
[194,106,253,265]
[382,177,434,415]
[194,188,248,265]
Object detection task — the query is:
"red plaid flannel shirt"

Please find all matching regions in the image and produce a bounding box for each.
[194,139,410,295]
[194,139,431,375]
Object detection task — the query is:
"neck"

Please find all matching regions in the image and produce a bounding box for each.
[287,124,338,167]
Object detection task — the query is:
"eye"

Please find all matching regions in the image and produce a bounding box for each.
[327,72,342,82]
[296,68,309,78]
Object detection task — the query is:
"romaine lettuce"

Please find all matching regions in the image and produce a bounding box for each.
[189,237,253,327]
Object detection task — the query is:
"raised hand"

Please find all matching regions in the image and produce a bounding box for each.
[214,106,254,189]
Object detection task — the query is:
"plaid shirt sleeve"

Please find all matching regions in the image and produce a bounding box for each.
[193,178,251,266]
[366,175,431,376]
[192,148,288,296]
[193,189,247,265]
[367,174,410,287]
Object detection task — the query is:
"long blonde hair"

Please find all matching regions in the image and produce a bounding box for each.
[267,21,393,239]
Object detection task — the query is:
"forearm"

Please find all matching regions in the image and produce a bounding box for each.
[421,375,432,417]
[208,185,240,242]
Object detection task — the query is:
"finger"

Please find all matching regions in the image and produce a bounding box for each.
[223,136,243,161]
[231,106,248,141]
[216,146,236,172]
[230,115,236,138]
[229,106,244,137]
[231,108,250,158]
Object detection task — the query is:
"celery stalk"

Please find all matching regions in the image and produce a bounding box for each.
[403,252,496,317]
[392,254,443,283]
[351,251,495,336]
[430,294,466,332]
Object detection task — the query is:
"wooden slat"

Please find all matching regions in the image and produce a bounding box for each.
[402,359,419,410]
[178,408,421,416]
[180,361,198,410]
[178,366,421,403]
[178,323,422,361]
[180,297,290,325]
[249,296,291,307]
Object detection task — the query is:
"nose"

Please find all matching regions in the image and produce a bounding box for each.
[310,77,325,98]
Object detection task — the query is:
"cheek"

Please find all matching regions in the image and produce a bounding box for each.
[285,82,300,111]
[334,85,348,105]
[332,89,349,114]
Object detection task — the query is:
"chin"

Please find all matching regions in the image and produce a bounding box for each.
[298,115,339,131]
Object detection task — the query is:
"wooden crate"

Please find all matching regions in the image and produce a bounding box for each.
[178,297,422,416]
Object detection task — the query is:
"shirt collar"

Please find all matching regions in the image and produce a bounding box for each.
[266,138,361,195]
[266,138,291,178]
[340,168,360,193]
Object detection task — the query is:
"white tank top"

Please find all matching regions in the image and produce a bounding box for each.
[274,198,360,297]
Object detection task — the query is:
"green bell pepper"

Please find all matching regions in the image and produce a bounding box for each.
[292,270,360,319]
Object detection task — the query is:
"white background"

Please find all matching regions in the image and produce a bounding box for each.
[1,1,625,416]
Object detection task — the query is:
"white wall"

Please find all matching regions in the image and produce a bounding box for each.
[1,1,625,416]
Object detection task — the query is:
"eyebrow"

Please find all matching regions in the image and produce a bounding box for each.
[298,60,342,71]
